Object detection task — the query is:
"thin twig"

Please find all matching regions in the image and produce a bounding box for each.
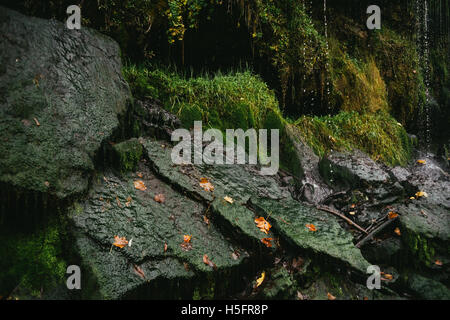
[316,205,368,234]
[355,217,398,248]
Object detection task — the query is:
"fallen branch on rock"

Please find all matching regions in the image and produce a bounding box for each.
[316,205,368,234]
[355,217,398,248]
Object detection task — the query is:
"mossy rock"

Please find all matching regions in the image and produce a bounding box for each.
[112,138,143,173]
[143,139,370,274]
[0,7,131,200]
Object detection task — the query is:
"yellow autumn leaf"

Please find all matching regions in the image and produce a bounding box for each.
[113,235,128,248]
[415,191,428,198]
[256,271,265,287]
[199,178,214,192]
[224,196,234,204]
[417,159,426,164]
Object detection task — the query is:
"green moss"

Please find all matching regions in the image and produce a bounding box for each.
[371,28,426,126]
[0,222,67,297]
[294,111,412,166]
[404,231,437,267]
[328,38,389,114]
[112,138,143,173]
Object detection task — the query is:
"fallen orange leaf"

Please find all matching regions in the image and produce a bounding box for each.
[134,180,147,191]
[382,273,393,280]
[125,196,132,207]
[305,223,317,232]
[417,159,426,164]
[254,217,272,234]
[116,196,122,208]
[199,178,214,192]
[388,211,399,219]
[261,237,274,248]
[327,292,336,300]
[154,193,165,203]
[113,235,128,248]
[183,235,192,243]
[435,260,443,266]
[394,227,401,236]
[137,172,143,178]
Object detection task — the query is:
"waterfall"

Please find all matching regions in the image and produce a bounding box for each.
[416,0,432,157]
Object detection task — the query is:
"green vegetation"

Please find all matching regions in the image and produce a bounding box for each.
[294,111,412,166]
[123,64,281,132]
[112,138,143,173]
[371,28,426,127]
[0,222,67,297]
[328,39,389,114]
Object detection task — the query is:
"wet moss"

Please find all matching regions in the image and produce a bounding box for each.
[0,220,67,297]
[403,230,437,267]
[294,111,412,166]
[328,38,389,114]
[112,138,143,173]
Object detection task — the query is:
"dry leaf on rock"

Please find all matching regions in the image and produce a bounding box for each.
[199,178,214,192]
[133,264,145,280]
[255,272,265,288]
[134,180,147,191]
[254,217,271,234]
[327,292,336,300]
[113,235,128,248]
[154,193,165,203]
[261,238,274,248]
[224,196,234,204]
[203,254,217,270]
[388,211,399,219]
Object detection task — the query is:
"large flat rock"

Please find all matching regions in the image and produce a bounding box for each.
[0,7,131,199]
[70,161,249,299]
[143,139,370,273]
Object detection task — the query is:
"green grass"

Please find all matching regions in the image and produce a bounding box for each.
[123,64,282,132]
[123,64,411,170]
[294,111,412,166]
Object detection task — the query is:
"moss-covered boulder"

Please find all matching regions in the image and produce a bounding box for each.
[69,161,251,299]
[0,7,131,202]
[396,157,450,267]
[143,139,370,274]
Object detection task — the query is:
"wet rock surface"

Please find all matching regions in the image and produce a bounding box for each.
[1,7,448,300]
[0,7,131,201]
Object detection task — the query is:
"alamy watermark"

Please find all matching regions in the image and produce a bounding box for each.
[66,265,81,290]
[171,121,280,175]
[366,265,381,290]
